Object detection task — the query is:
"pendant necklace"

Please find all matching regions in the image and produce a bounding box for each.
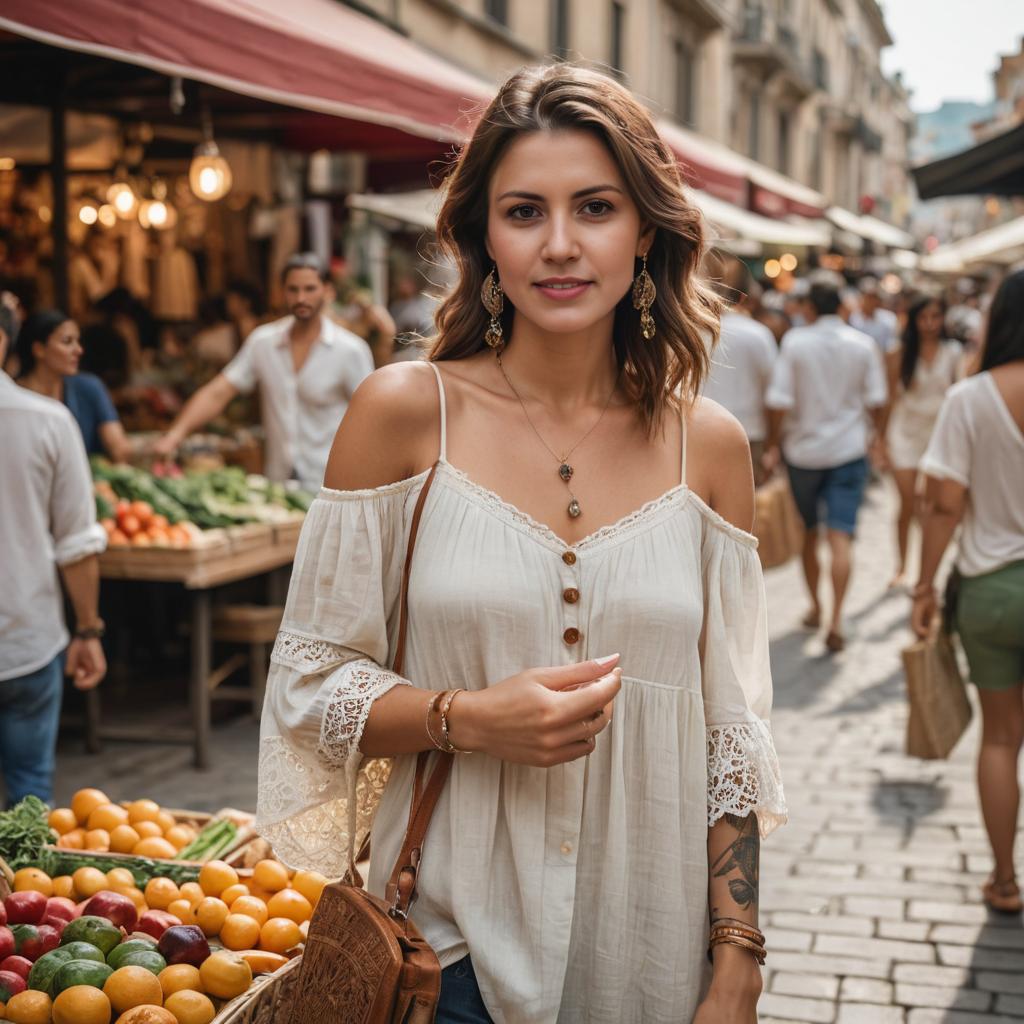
[496,351,618,520]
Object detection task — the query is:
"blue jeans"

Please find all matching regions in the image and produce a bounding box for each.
[786,456,869,535]
[437,956,493,1024]
[0,654,64,806]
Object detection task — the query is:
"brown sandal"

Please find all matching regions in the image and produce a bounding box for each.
[825,631,845,653]
[982,877,1023,914]
[802,609,821,629]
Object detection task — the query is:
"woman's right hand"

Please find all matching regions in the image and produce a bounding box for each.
[449,655,622,767]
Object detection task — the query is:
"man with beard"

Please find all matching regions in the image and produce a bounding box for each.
[154,253,374,490]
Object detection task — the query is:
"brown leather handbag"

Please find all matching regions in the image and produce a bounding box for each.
[287,464,454,1023]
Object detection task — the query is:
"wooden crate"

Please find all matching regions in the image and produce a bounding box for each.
[213,955,303,1023]
[100,532,231,574]
[227,523,277,555]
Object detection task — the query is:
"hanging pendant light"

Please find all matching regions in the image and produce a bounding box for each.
[107,161,138,220]
[189,110,232,202]
[139,178,177,230]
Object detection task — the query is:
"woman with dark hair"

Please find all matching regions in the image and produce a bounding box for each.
[256,64,785,1023]
[884,294,961,584]
[913,268,1024,913]
[16,309,131,462]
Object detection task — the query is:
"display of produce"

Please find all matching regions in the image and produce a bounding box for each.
[0,853,323,1023]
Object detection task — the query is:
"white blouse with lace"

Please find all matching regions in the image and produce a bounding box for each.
[257,362,786,1024]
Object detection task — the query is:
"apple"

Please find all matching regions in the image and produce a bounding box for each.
[0,927,14,960]
[34,924,61,959]
[83,891,138,932]
[0,968,26,1000]
[3,891,46,925]
[9,925,40,961]
[0,955,31,980]
[44,897,77,923]
[137,910,179,941]
[157,924,210,967]
[0,901,6,927]
[73,899,89,919]
[42,915,68,937]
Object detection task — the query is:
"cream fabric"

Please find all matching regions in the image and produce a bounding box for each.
[887,340,961,470]
[256,364,786,1024]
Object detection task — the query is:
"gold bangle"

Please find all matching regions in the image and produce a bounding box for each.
[710,925,765,946]
[440,688,473,754]
[425,691,448,751]
[708,935,766,965]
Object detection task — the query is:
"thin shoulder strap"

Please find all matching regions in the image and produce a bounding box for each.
[680,404,688,487]
[426,360,448,462]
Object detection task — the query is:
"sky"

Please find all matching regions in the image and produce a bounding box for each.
[880,0,1024,112]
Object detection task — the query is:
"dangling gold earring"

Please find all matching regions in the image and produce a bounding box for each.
[481,266,505,350]
[632,253,656,340]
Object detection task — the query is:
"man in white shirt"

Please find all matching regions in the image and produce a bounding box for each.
[765,280,888,652]
[702,256,777,484]
[0,305,108,806]
[154,253,375,491]
[850,277,899,354]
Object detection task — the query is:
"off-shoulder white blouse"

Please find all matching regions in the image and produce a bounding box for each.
[257,362,786,1024]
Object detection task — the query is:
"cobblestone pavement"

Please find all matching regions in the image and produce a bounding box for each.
[53,479,1023,1022]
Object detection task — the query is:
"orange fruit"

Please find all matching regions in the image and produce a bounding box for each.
[134,820,164,840]
[258,917,302,955]
[194,897,229,938]
[291,870,328,908]
[251,860,289,893]
[163,990,215,1024]
[110,825,142,854]
[162,826,192,852]
[58,828,86,849]
[4,989,52,1023]
[49,807,79,835]
[73,865,110,899]
[126,799,161,825]
[154,811,177,833]
[103,966,164,1014]
[220,883,248,907]
[229,895,268,927]
[52,874,75,899]
[299,919,309,940]
[266,889,312,924]
[144,877,179,911]
[106,868,137,890]
[177,882,204,906]
[13,867,53,897]
[122,886,148,913]
[86,828,112,851]
[132,837,177,859]
[72,787,111,825]
[198,950,252,999]
[88,803,130,832]
[114,1007,176,1024]
[166,899,196,926]
[157,964,202,999]
[52,985,112,1024]
[218,913,260,951]
[198,861,237,898]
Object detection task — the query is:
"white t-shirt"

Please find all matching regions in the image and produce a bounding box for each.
[0,374,107,681]
[920,372,1024,577]
[850,307,899,353]
[766,315,888,469]
[702,312,778,442]
[223,315,374,490]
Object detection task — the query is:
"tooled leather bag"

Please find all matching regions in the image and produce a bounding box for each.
[287,463,454,1024]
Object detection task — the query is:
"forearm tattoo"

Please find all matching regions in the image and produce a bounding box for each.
[711,812,760,914]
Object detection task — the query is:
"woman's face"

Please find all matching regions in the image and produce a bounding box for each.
[35,319,82,376]
[485,129,650,339]
[915,301,944,339]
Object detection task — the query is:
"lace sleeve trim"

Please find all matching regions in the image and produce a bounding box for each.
[271,631,351,673]
[317,662,409,769]
[706,721,787,839]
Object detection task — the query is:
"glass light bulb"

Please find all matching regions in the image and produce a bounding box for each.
[79,204,98,225]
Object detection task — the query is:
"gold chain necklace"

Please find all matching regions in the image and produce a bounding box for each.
[495,351,618,520]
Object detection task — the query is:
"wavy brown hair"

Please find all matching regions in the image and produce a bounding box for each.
[428,63,721,434]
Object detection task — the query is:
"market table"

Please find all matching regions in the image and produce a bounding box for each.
[90,522,300,770]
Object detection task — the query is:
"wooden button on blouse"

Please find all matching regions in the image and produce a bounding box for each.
[563,588,580,604]
[563,628,581,645]
[562,551,577,565]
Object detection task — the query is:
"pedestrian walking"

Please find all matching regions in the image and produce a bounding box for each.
[257,63,785,1024]
[0,304,108,807]
[850,276,899,355]
[913,268,1024,914]
[883,294,962,585]
[15,308,132,462]
[765,279,888,652]
[703,254,778,485]
[153,253,374,491]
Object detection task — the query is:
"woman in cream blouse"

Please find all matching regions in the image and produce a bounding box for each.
[257,63,786,1024]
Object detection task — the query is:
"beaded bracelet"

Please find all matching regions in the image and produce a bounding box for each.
[708,935,766,966]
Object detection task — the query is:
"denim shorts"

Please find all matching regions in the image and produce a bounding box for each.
[436,956,493,1024]
[957,560,1024,691]
[786,456,869,535]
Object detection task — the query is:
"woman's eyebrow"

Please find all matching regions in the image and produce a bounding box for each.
[495,184,624,202]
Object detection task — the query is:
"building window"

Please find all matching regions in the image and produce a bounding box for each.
[748,93,760,160]
[550,0,569,57]
[610,1,625,75]
[675,39,696,125]
[485,0,508,26]
[777,109,791,174]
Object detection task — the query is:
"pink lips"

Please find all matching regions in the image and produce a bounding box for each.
[534,278,592,300]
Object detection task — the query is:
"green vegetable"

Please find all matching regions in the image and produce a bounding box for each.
[0,795,54,869]
[36,848,200,886]
[95,493,115,520]
[51,959,113,994]
[178,819,238,862]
